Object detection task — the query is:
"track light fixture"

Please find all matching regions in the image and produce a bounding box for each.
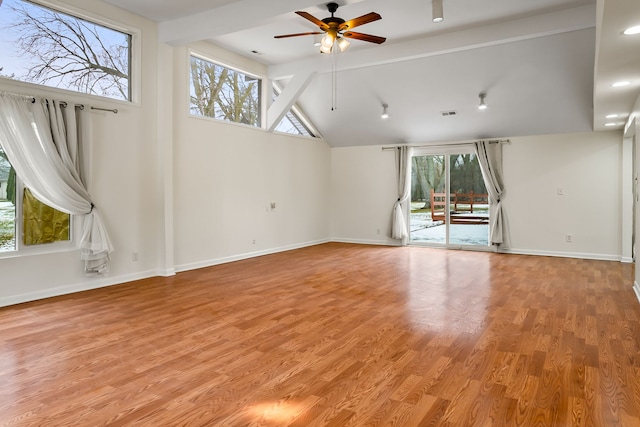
[432,0,444,23]
[478,93,487,110]
[381,103,389,119]
[624,25,640,35]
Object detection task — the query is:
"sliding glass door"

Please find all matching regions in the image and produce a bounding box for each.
[410,147,489,248]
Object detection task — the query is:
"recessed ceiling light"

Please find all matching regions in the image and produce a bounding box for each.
[606,114,619,119]
[624,25,640,35]
[612,81,631,87]
[604,122,618,127]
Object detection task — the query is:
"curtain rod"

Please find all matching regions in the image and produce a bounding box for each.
[28,97,118,114]
[381,139,510,151]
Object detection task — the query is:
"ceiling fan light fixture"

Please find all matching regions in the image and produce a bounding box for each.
[381,103,389,119]
[478,93,487,110]
[432,0,444,23]
[337,37,351,52]
[321,33,335,49]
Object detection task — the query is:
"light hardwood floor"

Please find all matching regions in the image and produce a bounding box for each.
[0,243,638,426]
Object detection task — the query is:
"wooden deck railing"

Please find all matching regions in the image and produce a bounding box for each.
[430,190,489,224]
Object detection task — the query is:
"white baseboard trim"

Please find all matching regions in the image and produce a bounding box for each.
[0,270,157,308]
[621,256,634,264]
[634,281,640,304]
[174,239,330,273]
[500,248,621,262]
[156,268,176,277]
[331,237,400,246]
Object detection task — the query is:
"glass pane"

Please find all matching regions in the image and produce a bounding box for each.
[272,87,315,137]
[448,153,489,246]
[189,56,261,127]
[23,188,69,246]
[0,0,131,101]
[410,155,445,243]
[0,148,15,251]
[275,109,314,136]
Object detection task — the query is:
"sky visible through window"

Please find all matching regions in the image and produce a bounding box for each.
[0,0,130,100]
[0,0,32,78]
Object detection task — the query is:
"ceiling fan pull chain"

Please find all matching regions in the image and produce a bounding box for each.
[332,47,337,111]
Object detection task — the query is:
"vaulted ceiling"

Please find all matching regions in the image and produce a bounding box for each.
[103,0,640,147]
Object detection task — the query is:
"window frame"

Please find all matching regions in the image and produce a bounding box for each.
[0,159,78,259]
[409,145,491,250]
[0,0,141,105]
[272,83,319,138]
[188,52,263,128]
[0,0,136,258]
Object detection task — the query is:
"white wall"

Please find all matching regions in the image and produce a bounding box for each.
[330,131,624,260]
[502,131,622,259]
[330,145,399,245]
[170,45,332,271]
[629,93,640,298]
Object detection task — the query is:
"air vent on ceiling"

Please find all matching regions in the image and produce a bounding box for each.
[441,110,457,116]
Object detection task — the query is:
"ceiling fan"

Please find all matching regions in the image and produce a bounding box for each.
[274,2,386,53]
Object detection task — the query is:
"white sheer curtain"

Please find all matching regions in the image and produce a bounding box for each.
[0,93,113,273]
[391,145,413,243]
[474,141,505,246]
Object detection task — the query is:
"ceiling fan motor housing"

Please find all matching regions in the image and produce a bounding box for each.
[322,17,345,26]
[323,2,344,26]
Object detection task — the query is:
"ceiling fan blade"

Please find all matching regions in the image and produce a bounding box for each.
[274,31,323,39]
[339,12,381,31]
[295,11,329,30]
[343,31,386,44]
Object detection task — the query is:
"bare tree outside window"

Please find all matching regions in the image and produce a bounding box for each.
[0,0,131,100]
[190,56,261,127]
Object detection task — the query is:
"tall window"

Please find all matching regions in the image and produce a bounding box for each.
[0,0,131,101]
[189,55,261,127]
[0,146,70,253]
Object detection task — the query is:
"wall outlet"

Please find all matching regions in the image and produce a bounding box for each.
[270,202,276,210]
[252,239,256,244]
[565,234,572,243]
[132,251,139,261]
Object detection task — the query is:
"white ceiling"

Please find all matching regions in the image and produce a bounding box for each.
[102,0,640,147]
